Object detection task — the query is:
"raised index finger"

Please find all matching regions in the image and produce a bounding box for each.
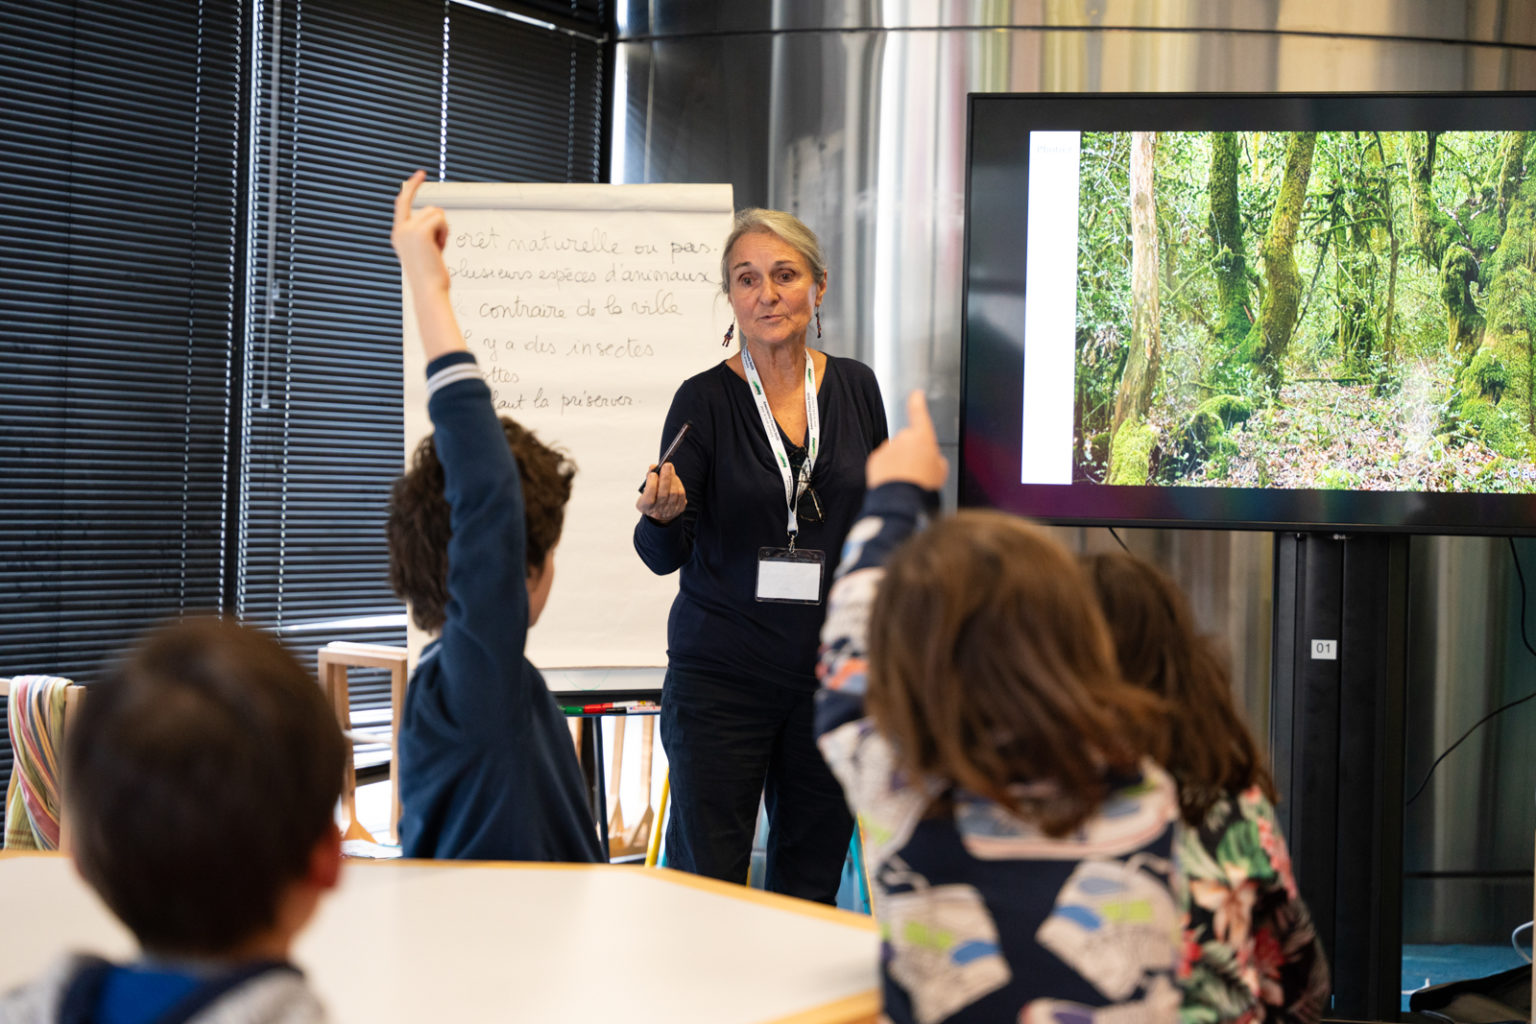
[904,390,936,439]
[394,169,427,227]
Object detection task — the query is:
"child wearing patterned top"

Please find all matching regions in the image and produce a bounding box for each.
[1082,552,1330,1024]
[815,392,1186,1024]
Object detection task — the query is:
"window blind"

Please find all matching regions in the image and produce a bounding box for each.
[241,0,609,709]
[0,0,609,826]
[0,0,246,820]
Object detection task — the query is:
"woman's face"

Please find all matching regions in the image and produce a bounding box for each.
[726,230,826,352]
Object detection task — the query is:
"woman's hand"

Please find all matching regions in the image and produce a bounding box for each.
[867,391,949,491]
[637,462,688,523]
[392,170,451,299]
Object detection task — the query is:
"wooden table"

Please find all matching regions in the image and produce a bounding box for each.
[0,853,879,1023]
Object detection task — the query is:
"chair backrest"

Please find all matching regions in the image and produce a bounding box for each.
[317,644,409,847]
[2,677,85,851]
[0,678,85,715]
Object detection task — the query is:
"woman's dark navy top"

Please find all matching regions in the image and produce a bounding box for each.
[633,355,887,691]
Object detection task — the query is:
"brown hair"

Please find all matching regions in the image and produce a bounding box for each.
[866,511,1166,836]
[387,416,575,632]
[64,617,345,956]
[1081,551,1277,824]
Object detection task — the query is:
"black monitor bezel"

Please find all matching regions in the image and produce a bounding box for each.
[960,90,1536,536]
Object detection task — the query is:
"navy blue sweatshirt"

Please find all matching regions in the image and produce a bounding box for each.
[397,352,603,863]
[633,356,887,691]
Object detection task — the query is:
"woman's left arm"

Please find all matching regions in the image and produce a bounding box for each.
[856,359,890,449]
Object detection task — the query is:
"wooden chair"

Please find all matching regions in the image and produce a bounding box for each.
[316,643,408,844]
[1,677,85,852]
[606,716,658,859]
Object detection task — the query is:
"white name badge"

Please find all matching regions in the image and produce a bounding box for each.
[756,547,825,604]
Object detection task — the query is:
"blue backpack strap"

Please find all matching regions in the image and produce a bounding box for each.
[54,959,300,1024]
[56,956,114,1024]
[151,962,300,1024]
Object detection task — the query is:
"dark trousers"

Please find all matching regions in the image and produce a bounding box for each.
[659,666,854,904]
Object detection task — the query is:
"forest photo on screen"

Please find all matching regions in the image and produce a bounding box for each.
[1075,129,1536,493]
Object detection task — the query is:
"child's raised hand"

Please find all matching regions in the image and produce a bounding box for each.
[867,390,949,491]
[391,170,451,296]
[393,170,467,360]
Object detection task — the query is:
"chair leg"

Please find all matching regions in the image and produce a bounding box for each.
[388,660,407,844]
[645,773,669,868]
[320,661,374,843]
[849,821,872,915]
[625,717,656,854]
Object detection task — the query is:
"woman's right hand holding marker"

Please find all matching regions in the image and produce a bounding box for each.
[866,390,949,492]
[637,462,687,523]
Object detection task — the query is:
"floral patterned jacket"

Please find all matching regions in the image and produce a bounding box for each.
[1176,786,1331,1024]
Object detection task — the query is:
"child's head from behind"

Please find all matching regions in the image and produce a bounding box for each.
[387,416,575,632]
[866,511,1163,834]
[1080,551,1275,822]
[64,617,345,958]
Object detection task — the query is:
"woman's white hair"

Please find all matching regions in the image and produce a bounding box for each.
[719,208,827,295]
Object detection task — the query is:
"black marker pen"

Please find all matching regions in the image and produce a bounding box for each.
[638,420,693,492]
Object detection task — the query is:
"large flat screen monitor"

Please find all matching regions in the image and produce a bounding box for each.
[962,91,1536,535]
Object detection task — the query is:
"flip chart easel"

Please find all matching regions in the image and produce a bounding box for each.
[402,182,733,672]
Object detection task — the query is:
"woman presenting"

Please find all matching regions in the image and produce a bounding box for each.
[634,209,887,902]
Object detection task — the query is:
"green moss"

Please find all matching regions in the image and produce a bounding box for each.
[1440,244,1485,355]
[1087,430,1110,471]
[1161,396,1252,480]
[1488,174,1536,285]
[1468,347,1511,402]
[1315,467,1361,490]
[1452,397,1536,459]
[1197,394,1254,428]
[1337,294,1378,375]
[1183,409,1223,451]
[1484,266,1536,367]
[1207,132,1250,349]
[1107,417,1157,485]
[1470,208,1503,254]
[1408,133,1460,268]
[1254,133,1316,394]
[1448,342,1536,459]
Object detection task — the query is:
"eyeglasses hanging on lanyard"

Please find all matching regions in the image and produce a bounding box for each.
[742,347,825,604]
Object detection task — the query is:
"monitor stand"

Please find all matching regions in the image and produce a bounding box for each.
[1271,531,1409,1021]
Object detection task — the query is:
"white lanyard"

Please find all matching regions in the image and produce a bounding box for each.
[741,346,820,545]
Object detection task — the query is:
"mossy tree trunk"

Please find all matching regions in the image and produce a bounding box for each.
[1441,244,1484,356]
[1451,158,1536,456]
[1371,133,1400,386]
[1207,132,1249,350]
[1408,131,1458,268]
[1109,131,1161,484]
[1496,131,1529,234]
[1254,131,1316,395]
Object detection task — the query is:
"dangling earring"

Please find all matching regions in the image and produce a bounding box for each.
[815,309,822,340]
[722,322,735,347]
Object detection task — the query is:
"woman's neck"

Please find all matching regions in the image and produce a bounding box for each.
[744,338,808,389]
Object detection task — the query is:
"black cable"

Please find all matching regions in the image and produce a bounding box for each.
[1404,537,1536,806]
[1107,526,1131,553]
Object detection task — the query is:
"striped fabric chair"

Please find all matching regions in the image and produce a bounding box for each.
[2,676,84,851]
